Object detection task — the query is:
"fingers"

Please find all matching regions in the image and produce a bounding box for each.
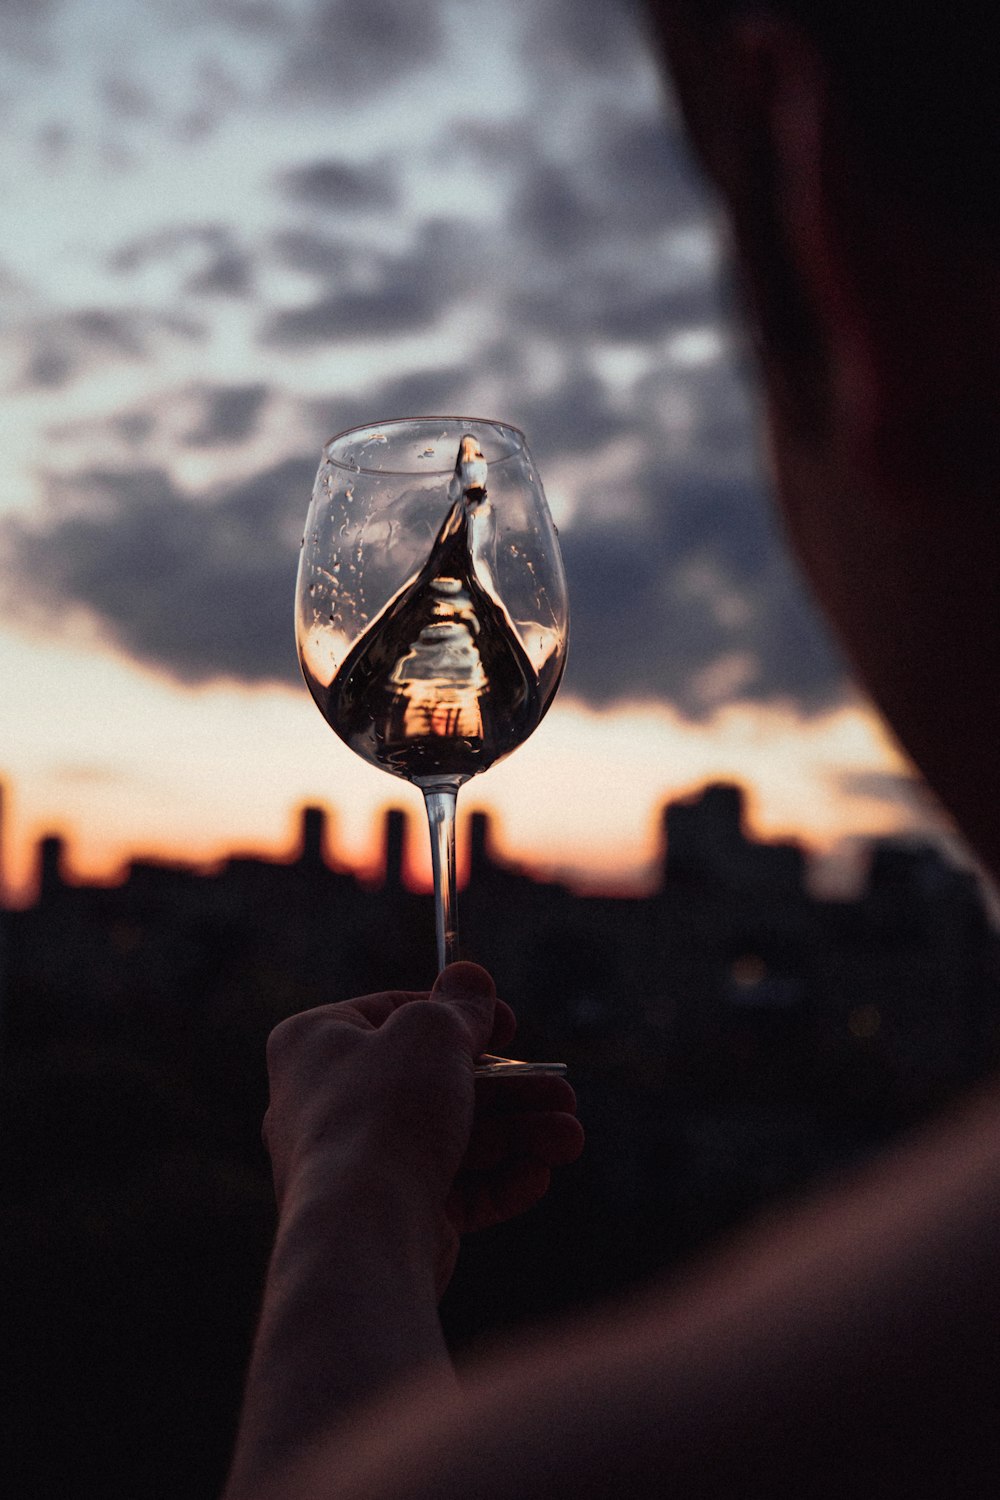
[428,962,497,1056]
[449,1160,553,1233]
[463,1110,585,1172]
[488,997,518,1052]
[475,1072,578,1116]
[333,989,430,1027]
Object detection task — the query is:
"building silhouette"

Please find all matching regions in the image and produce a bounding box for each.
[2,779,996,1101]
[2,774,999,1499]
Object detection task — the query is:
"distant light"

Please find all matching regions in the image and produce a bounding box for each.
[730,954,767,988]
[848,1004,882,1040]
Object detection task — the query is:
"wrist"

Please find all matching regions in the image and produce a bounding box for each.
[276,1142,442,1282]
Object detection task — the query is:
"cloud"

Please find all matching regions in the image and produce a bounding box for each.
[0,0,850,726]
[514,265,722,344]
[277,157,400,213]
[182,384,270,446]
[110,224,255,298]
[0,460,312,687]
[150,0,291,34]
[591,107,707,231]
[100,72,157,121]
[513,369,629,465]
[260,217,478,348]
[45,380,278,457]
[204,0,289,31]
[282,0,447,100]
[13,306,206,391]
[520,0,647,76]
[0,414,848,721]
[269,227,350,277]
[508,107,703,257]
[558,464,849,716]
[304,361,471,443]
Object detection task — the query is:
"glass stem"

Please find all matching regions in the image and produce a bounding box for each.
[422,786,460,972]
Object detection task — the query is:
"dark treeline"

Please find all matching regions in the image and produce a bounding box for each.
[2,780,998,1498]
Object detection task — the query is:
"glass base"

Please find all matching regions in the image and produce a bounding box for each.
[474,1054,567,1077]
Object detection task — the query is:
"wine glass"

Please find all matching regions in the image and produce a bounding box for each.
[295,417,569,1076]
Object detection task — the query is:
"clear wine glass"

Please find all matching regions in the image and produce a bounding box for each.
[295,417,569,1076]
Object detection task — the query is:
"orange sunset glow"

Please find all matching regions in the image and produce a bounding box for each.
[0,0,978,917]
[0,614,932,907]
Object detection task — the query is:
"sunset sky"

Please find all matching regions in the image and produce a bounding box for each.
[0,0,952,905]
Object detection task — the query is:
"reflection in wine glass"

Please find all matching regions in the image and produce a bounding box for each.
[295,419,569,1076]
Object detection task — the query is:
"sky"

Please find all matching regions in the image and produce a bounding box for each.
[0,0,954,904]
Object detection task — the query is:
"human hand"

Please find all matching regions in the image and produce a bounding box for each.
[263,962,583,1296]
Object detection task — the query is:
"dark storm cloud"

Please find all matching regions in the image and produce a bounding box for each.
[260,218,477,348]
[593,107,707,231]
[0,459,312,687]
[110,224,255,298]
[152,0,290,33]
[512,369,629,465]
[205,0,288,30]
[509,105,703,257]
[15,306,205,391]
[45,380,272,453]
[185,244,255,297]
[502,102,715,342]
[277,157,400,213]
[0,0,62,21]
[558,465,849,716]
[112,410,157,447]
[521,0,647,75]
[101,73,157,121]
[263,285,438,346]
[511,160,603,256]
[269,228,350,277]
[0,391,847,716]
[514,268,723,343]
[283,0,447,99]
[183,384,270,446]
[307,361,470,440]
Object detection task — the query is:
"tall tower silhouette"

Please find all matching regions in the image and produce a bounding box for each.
[468,810,494,883]
[37,834,67,902]
[297,805,329,870]
[382,808,408,890]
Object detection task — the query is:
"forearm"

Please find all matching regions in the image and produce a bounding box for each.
[223,1157,453,1500]
[253,1079,1000,1500]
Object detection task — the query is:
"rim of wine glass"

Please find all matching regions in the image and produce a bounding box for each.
[323,415,528,477]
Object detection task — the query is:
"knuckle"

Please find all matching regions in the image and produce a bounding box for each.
[265,1007,326,1071]
[264,1015,299,1071]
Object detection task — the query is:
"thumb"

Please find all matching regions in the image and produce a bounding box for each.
[431,961,497,1056]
